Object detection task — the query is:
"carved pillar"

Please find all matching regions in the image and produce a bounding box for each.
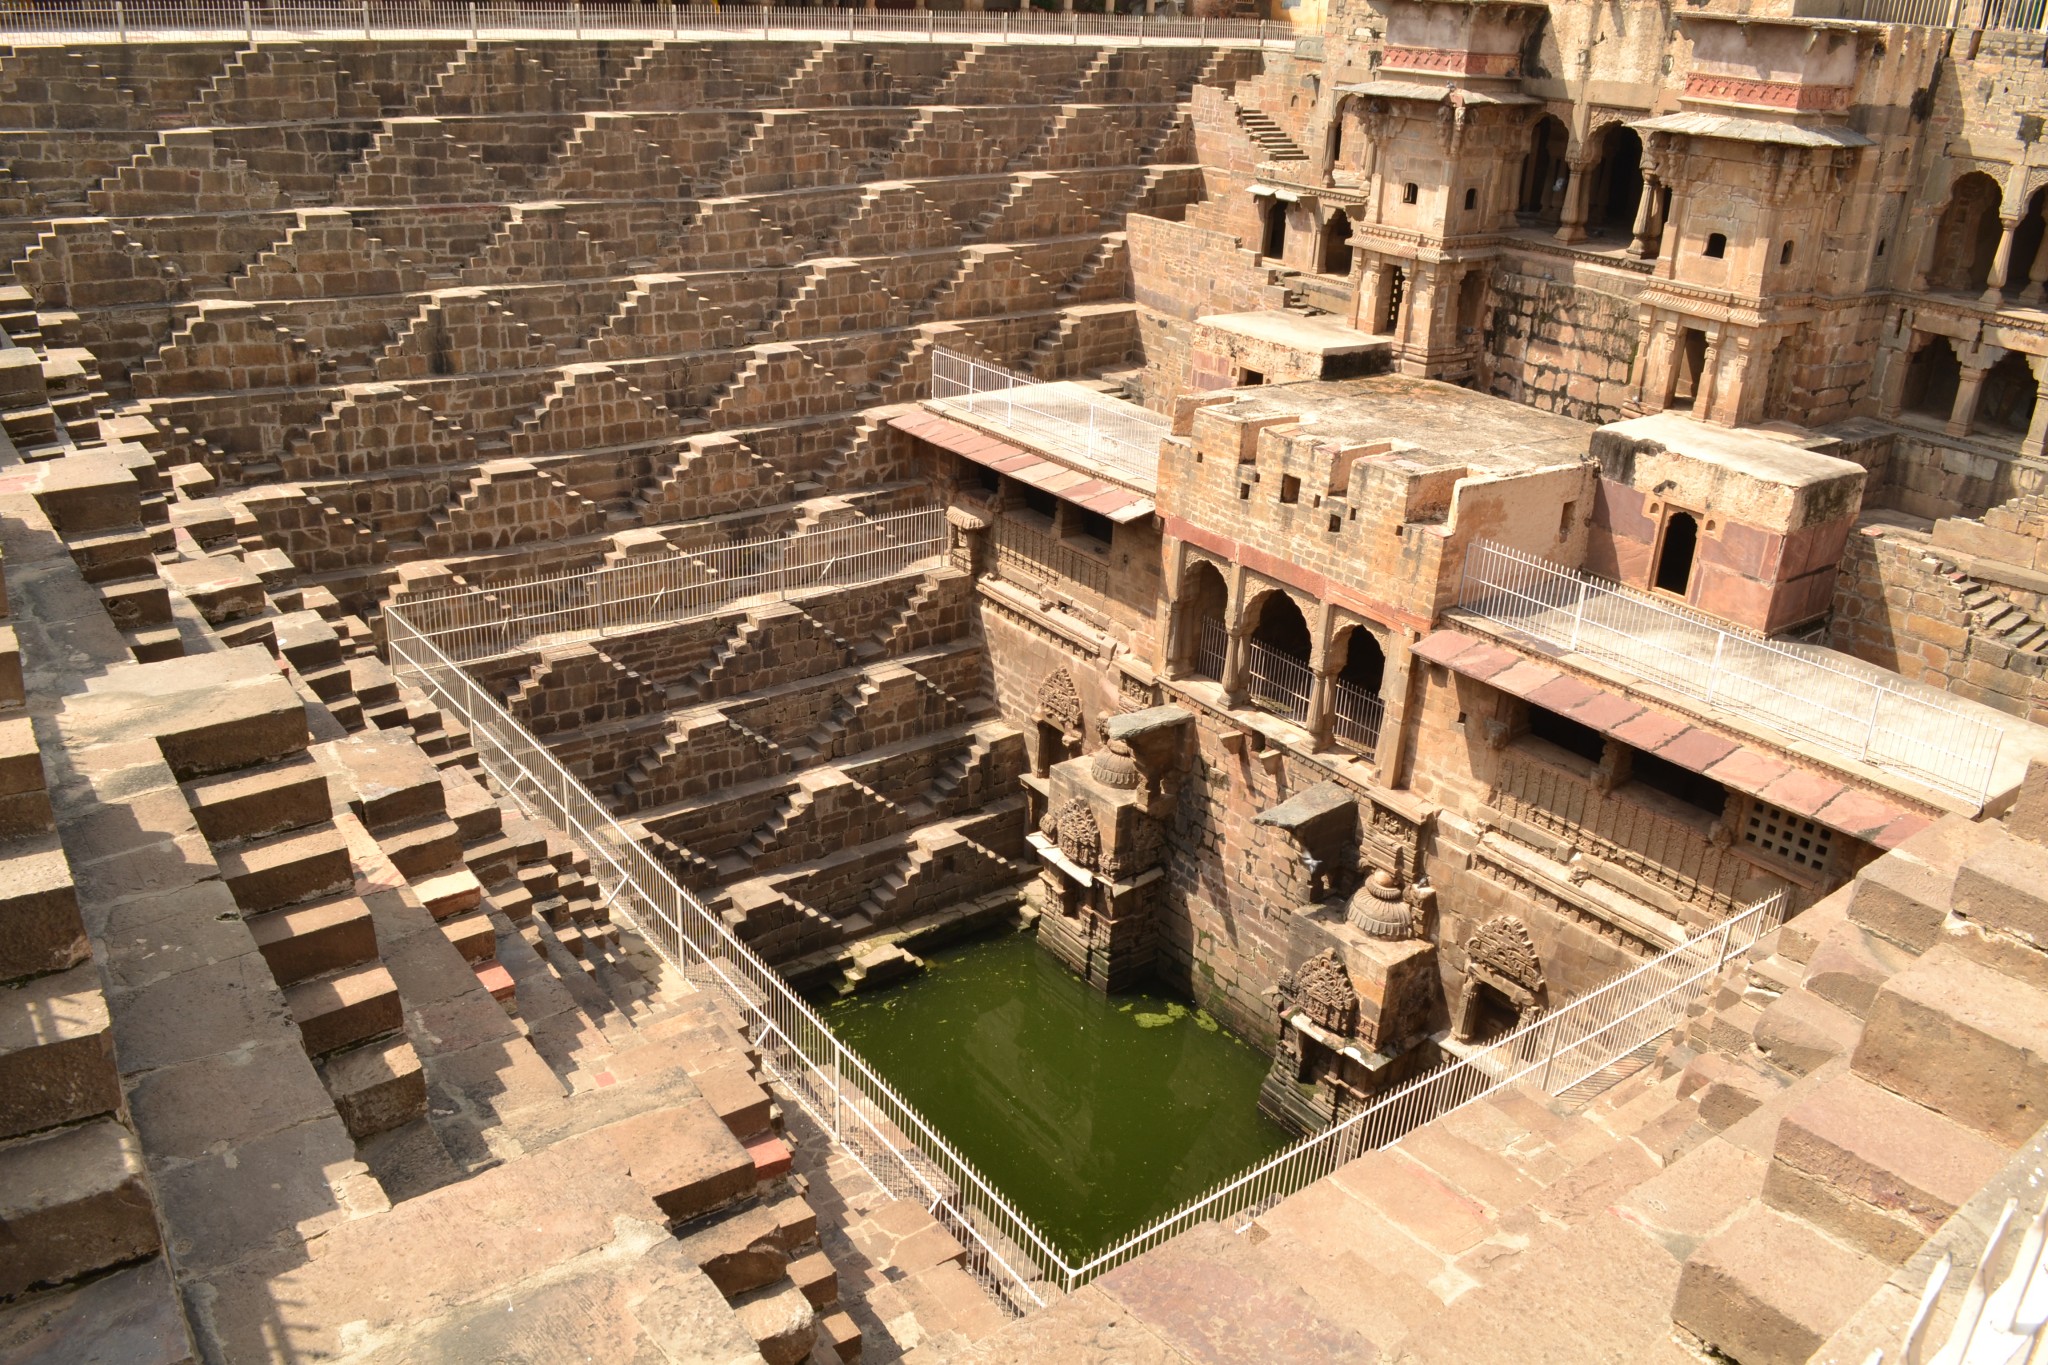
[1693,326,1724,420]
[2025,224,2048,303]
[1629,177,1659,257]
[2025,355,2048,458]
[1655,192,1683,278]
[1221,628,1250,705]
[1637,318,1682,415]
[1983,216,2024,303]
[1949,358,1995,437]
[1911,202,1950,292]
[1555,158,1595,245]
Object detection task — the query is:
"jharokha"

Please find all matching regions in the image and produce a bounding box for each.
[13,1,2048,1361]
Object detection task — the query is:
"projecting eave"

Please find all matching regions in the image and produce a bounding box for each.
[890,409,1156,523]
[1336,79,1540,105]
[1631,111,1874,148]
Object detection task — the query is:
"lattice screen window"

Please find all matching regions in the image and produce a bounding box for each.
[1740,799,1833,873]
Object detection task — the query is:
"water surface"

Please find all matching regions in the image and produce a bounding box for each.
[821,930,1290,1255]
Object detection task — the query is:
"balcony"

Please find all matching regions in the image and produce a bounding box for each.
[1454,540,2011,805]
[930,349,1168,493]
[1196,618,1385,760]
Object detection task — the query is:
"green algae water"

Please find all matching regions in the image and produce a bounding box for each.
[821,930,1290,1254]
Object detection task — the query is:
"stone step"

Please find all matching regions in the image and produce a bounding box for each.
[1777,889,1850,966]
[441,775,503,842]
[678,1195,816,1298]
[0,1118,161,1300]
[596,1102,760,1226]
[282,962,402,1058]
[695,1058,776,1142]
[181,751,331,844]
[1854,941,2048,1143]
[317,1034,427,1141]
[1676,1050,1786,1132]
[215,822,354,915]
[1753,987,1862,1077]
[1801,917,1917,1020]
[330,727,447,832]
[1761,1070,2010,1265]
[273,609,343,673]
[1672,1205,1888,1365]
[347,656,399,708]
[412,866,483,921]
[438,909,496,964]
[246,892,378,988]
[732,1278,817,1365]
[789,1249,837,1309]
[377,815,465,879]
[0,836,85,982]
[297,659,356,703]
[0,1256,194,1365]
[0,964,117,1143]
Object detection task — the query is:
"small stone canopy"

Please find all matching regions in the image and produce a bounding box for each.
[1254,782,1359,842]
[1037,667,1085,741]
[1284,948,1360,1036]
[1466,914,1545,1005]
[1049,796,1101,870]
[1105,704,1193,774]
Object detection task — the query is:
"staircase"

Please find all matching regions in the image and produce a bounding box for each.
[1235,100,1308,162]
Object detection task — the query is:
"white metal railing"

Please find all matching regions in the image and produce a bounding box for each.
[930,348,1168,491]
[1791,0,1958,22]
[990,511,1110,597]
[1196,615,1227,680]
[1973,0,2047,27]
[1058,889,1789,1287]
[1456,540,2004,805]
[387,584,1787,1299]
[0,1,1292,45]
[1330,676,1383,759]
[399,505,945,664]
[383,601,1066,1312]
[1244,636,1313,726]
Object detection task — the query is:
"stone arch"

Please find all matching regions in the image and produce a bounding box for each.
[1333,620,1388,695]
[1903,334,1963,419]
[1930,171,2006,292]
[1585,123,1644,239]
[1979,349,2038,434]
[1176,555,1231,678]
[1520,113,1570,225]
[1321,209,1354,277]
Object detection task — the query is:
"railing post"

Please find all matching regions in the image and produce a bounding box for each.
[243,0,254,39]
[470,0,478,37]
[116,0,127,41]
[675,0,681,35]
[1704,631,1725,705]
[1535,1019,1561,1091]
[762,2,769,37]
[1861,687,1882,760]
[1716,913,1736,967]
[1569,577,1587,651]
[573,0,581,37]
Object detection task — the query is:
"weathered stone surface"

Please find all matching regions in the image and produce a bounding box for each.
[1673,1207,1887,1365]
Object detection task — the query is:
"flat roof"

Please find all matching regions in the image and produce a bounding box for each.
[1198,374,1594,477]
[1198,312,1390,357]
[1599,412,1866,489]
[888,410,1156,522]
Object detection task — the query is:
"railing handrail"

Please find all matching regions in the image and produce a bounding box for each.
[389,581,1791,1299]
[400,505,948,663]
[1456,539,2003,805]
[0,1,1295,46]
[930,348,1168,490]
[382,600,1071,1308]
[1060,887,1788,1281]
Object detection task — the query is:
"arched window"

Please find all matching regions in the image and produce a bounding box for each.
[1519,115,1569,226]
[1703,233,1727,259]
[1586,125,1643,238]
[1464,187,1477,211]
[1929,172,2005,293]
[1655,511,1700,597]
[1902,336,1962,420]
[1180,561,1231,680]
[1402,182,1419,205]
[1779,240,1794,266]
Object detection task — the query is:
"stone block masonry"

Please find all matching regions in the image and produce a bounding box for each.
[0,36,1251,616]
